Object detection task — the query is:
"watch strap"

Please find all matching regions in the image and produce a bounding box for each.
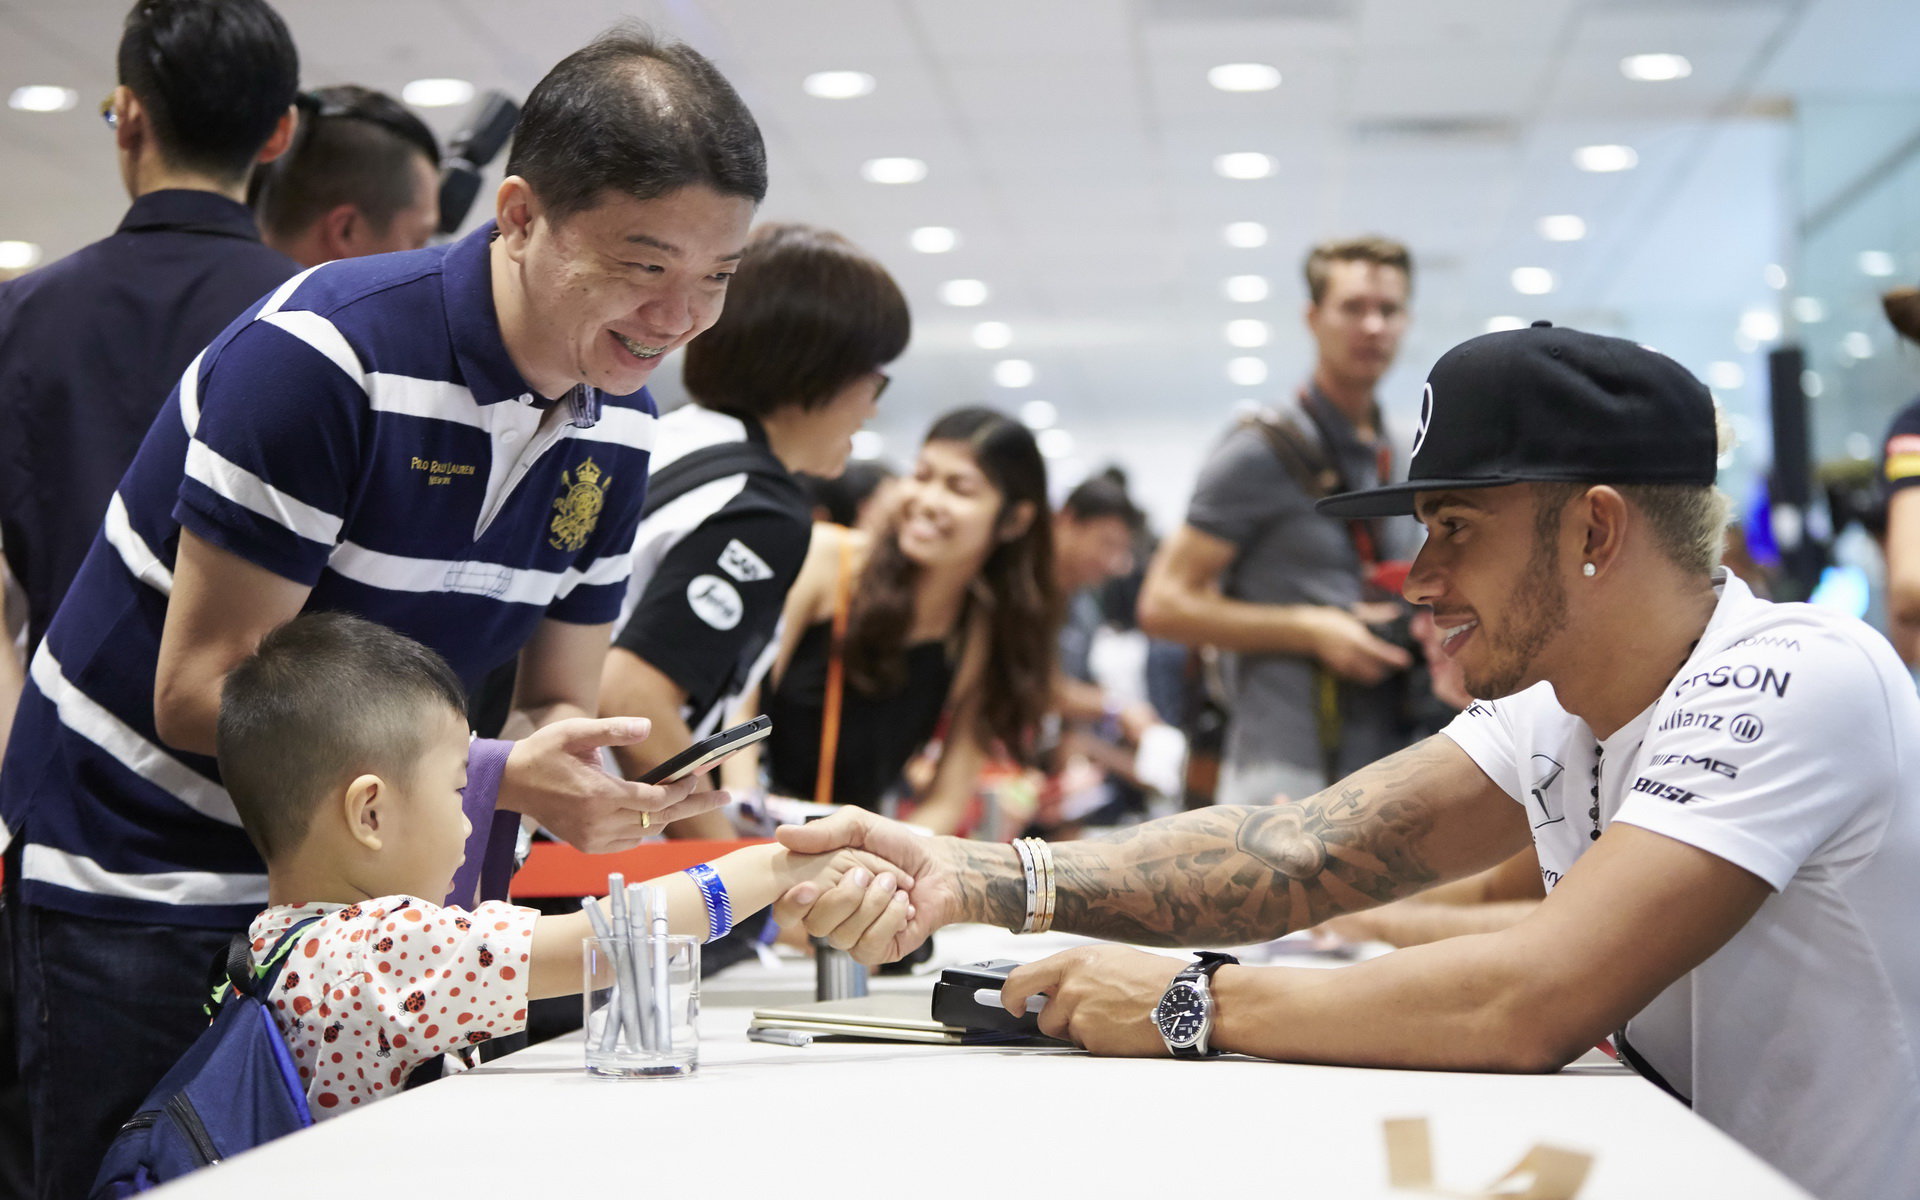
[1164,952,1240,1058]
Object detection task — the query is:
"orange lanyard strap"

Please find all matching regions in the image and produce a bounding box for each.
[814,535,855,806]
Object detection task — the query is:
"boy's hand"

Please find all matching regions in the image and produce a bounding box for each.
[772,847,917,961]
[499,718,727,853]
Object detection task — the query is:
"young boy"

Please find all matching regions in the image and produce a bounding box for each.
[216,612,911,1116]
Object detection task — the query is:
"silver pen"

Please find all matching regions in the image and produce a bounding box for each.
[748,1027,812,1047]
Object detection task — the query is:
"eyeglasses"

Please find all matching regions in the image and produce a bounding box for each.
[873,372,892,402]
[99,94,117,131]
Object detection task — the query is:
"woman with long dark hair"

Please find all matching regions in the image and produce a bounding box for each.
[727,407,1058,835]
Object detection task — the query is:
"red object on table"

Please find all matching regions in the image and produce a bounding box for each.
[510,838,771,898]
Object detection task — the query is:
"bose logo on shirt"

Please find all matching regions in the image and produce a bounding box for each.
[1631,776,1705,805]
[718,538,773,583]
[687,574,743,630]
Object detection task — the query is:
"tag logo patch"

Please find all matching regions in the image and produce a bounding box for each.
[687,574,744,630]
[718,538,773,583]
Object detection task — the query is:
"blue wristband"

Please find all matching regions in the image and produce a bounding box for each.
[684,863,734,943]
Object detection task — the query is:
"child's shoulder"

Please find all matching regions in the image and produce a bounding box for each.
[248,895,459,955]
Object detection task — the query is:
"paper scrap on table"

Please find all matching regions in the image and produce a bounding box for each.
[1384,1116,1592,1199]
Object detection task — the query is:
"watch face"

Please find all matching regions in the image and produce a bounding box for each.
[1155,981,1207,1045]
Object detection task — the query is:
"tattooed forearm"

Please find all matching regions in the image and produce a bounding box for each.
[1017,741,1454,946]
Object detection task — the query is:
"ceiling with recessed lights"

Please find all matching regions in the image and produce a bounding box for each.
[3,0,1919,523]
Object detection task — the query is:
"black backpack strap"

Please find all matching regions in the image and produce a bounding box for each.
[208,916,324,1014]
[1241,410,1342,501]
[641,441,773,518]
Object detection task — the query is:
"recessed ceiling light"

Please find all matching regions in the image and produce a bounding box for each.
[940,279,989,307]
[1213,152,1276,181]
[0,241,43,270]
[1037,428,1076,460]
[972,321,1012,350]
[993,359,1035,388]
[1620,54,1692,82]
[910,226,958,253]
[1207,63,1281,93]
[1223,221,1268,249]
[1739,309,1781,344]
[1020,399,1057,430]
[8,86,77,113]
[1841,331,1875,359]
[1706,361,1744,390]
[1485,316,1528,333]
[1537,215,1587,242]
[1791,296,1826,324]
[401,78,474,108]
[1764,263,1787,290]
[803,71,875,99]
[1574,144,1638,173]
[851,430,885,460]
[1225,319,1269,348]
[861,157,927,184]
[1510,267,1555,295]
[1227,357,1268,387]
[1859,250,1896,277]
[1224,274,1270,303]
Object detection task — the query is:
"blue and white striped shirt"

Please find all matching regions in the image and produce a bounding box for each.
[0,224,654,927]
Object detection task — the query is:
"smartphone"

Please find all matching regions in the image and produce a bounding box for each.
[637,715,773,785]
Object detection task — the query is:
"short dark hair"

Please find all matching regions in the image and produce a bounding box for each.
[1303,235,1414,305]
[217,612,467,860]
[117,0,300,182]
[1886,286,1920,346]
[505,26,767,223]
[251,86,441,242]
[1061,468,1142,531]
[684,223,910,420]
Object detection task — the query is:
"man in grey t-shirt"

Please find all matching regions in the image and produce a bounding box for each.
[1141,236,1417,804]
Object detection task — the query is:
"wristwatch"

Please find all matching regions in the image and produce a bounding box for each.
[1153,951,1239,1058]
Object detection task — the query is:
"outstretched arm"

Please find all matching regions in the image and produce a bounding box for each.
[779,734,1528,957]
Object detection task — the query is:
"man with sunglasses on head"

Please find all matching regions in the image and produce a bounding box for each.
[251,84,443,268]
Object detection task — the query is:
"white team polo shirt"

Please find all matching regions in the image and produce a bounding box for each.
[1444,571,1920,1200]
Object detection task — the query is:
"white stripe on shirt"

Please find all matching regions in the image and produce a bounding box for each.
[327,541,625,608]
[22,843,265,909]
[177,347,207,436]
[367,374,488,428]
[570,406,657,452]
[254,265,320,320]
[261,310,366,384]
[184,438,345,546]
[29,646,241,827]
[103,491,173,596]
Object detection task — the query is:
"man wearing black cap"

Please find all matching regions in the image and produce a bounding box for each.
[781,324,1920,1200]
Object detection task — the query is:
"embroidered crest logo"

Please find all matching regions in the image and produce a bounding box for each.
[549,456,611,551]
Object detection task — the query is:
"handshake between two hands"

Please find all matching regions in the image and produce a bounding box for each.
[767,809,943,968]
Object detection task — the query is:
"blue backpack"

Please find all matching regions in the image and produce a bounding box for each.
[91,917,321,1196]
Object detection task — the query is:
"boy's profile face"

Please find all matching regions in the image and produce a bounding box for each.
[384,706,473,900]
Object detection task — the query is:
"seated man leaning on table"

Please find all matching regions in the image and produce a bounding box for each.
[778,323,1920,1200]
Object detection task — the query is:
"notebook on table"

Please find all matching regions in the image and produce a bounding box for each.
[748,993,1030,1045]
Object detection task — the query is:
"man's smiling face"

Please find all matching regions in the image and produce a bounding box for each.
[505,183,755,397]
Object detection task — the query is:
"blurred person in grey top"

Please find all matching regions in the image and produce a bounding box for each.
[1140,236,1416,805]
[250,84,442,267]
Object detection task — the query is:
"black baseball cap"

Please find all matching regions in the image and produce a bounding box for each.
[1317,321,1717,518]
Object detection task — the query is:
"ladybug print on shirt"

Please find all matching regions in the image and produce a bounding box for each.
[248,896,538,1118]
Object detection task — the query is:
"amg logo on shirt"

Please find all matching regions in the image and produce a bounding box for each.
[1646,752,1739,780]
[1671,663,1791,700]
[1631,776,1705,805]
[1727,635,1801,653]
[1655,709,1721,732]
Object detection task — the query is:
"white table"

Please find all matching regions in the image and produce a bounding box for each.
[157,927,1811,1199]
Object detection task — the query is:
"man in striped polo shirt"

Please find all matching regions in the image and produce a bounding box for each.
[1,31,765,1197]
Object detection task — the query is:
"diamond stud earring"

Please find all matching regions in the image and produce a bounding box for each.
[1582,562,1597,577]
